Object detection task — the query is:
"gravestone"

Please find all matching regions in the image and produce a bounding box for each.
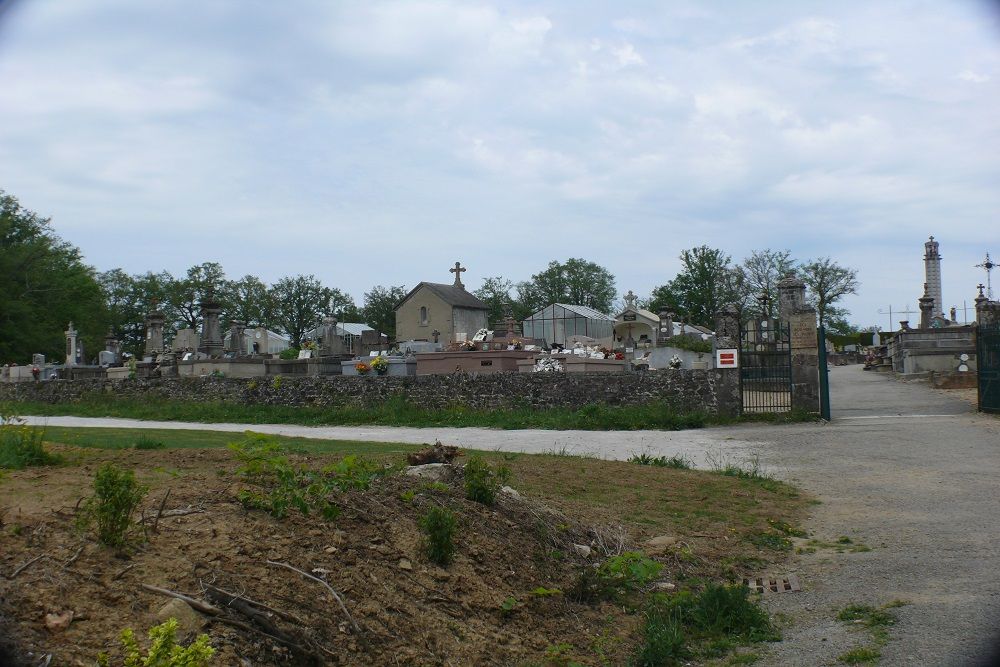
[145,310,166,356]
[199,292,224,357]
[228,320,247,356]
[32,354,45,367]
[172,329,199,351]
[319,316,344,357]
[64,322,80,366]
[657,311,673,345]
[98,351,116,366]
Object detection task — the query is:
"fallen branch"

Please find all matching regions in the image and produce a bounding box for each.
[265,560,364,640]
[7,553,48,579]
[63,544,86,568]
[113,563,136,581]
[139,584,220,616]
[138,505,204,523]
[202,583,305,626]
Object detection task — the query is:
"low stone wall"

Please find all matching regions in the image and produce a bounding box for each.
[0,369,737,414]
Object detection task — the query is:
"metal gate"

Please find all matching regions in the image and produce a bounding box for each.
[978,322,1000,414]
[740,319,792,413]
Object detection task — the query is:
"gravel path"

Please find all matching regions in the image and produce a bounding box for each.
[21,366,1000,665]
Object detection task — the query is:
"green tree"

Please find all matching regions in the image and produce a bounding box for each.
[798,257,860,327]
[223,274,274,329]
[740,249,795,319]
[0,191,106,362]
[326,287,361,322]
[473,276,531,326]
[98,269,176,355]
[270,274,332,347]
[648,246,742,329]
[517,258,616,313]
[361,285,407,340]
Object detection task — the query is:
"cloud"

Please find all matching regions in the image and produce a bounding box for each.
[958,69,990,83]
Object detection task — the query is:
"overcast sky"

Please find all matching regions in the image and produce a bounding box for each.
[1,0,998,328]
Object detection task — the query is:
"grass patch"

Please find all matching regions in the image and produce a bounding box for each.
[837,601,902,644]
[629,452,693,469]
[0,414,59,469]
[796,537,871,555]
[837,646,881,664]
[7,396,815,432]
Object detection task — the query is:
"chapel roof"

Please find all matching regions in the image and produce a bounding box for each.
[396,282,489,310]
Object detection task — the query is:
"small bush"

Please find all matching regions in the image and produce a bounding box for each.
[97,617,214,666]
[0,412,57,469]
[79,463,148,548]
[279,348,299,360]
[463,455,511,505]
[687,583,777,642]
[133,435,165,450]
[634,597,688,666]
[629,452,692,469]
[420,506,457,566]
[572,552,663,603]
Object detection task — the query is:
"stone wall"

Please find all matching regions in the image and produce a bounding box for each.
[0,370,735,414]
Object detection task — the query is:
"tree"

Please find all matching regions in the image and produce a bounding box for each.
[648,246,742,329]
[269,275,332,347]
[170,262,227,330]
[224,275,274,329]
[473,276,530,326]
[326,287,361,322]
[0,191,106,362]
[99,269,177,355]
[361,285,407,340]
[740,249,795,319]
[798,257,860,328]
[516,258,616,314]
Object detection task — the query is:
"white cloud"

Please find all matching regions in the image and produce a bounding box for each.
[611,43,645,68]
[958,69,990,83]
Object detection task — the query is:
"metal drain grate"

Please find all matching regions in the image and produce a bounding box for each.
[743,574,801,594]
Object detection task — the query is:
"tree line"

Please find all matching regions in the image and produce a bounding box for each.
[1,189,859,363]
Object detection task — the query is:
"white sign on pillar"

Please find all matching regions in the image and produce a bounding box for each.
[716,348,739,369]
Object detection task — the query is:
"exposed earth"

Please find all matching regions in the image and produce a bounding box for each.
[8,366,1000,665]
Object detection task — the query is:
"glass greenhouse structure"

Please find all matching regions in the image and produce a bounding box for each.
[521,303,615,346]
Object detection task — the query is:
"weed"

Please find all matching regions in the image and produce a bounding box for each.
[837,536,853,544]
[837,646,880,664]
[629,452,693,469]
[687,583,778,642]
[422,481,450,493]
[634,596,688,666]
[400,489,416,503]
[77,463,148,548]
[529,586,563,598]
[0,412,57,469]
[499,596,518,618]
[133,435,165,450]
[463,455,511,505]
[837,603,897,642]
[271,376,283,390]
[766,518,806,537]
[96,617,214,666]
[543,643,583,667]
[572,552,663,603]
[247,379,259,391]
[748,532,793,552]
[420,506,457,566]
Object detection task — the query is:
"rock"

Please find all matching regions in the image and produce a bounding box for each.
[404,463,452,481]
[644,535,679,555]
[324,546,337,554]
[398,558,413,571]
[654,582,676,591]
[154,598,203,636]
[500,486,521,499]
[572,544,592,557]
[44,610,74,633]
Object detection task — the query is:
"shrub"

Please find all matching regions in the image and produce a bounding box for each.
[420,506,457,566]
[628,452,692,469]
[133,435,165,450]
[79,463,148,548]
[634,597,688,666]
[571,552,663,603]
[687,583,777,642]
[0,411,57,469]
[463,455,511,505]
[97,617,215,666]
[279,348,299,360]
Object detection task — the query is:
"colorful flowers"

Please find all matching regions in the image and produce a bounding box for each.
[370,356,389,374]
[355,361,371,375]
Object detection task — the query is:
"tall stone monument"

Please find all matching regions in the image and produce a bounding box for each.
[64,322,80,366]
[923,236,944,319]
[319,316,344,357]
[918,285,935,329]
[657,311,674,345]
[228,320,247,356]
[104,329,120,364]
[198,291,224,357]
[778,274,820,413]
[145,309,165,357]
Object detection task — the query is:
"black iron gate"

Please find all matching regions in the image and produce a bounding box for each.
[978,322,1000,414]
[740,319,792,413]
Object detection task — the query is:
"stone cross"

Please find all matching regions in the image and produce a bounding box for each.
[624,290,638,310]
[450,261,466,288]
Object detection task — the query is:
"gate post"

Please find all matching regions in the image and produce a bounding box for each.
[778,275,821,414]
[713,304,742,418]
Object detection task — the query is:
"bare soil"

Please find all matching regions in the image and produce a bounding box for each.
[0,445,805,666]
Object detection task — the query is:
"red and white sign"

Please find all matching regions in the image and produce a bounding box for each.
[716,348,738,368]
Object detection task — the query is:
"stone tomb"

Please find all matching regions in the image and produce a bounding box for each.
[415,350,538,375]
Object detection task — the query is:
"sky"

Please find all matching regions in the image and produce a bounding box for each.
[1,0,998,329]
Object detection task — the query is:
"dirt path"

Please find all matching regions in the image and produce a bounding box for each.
[19,367,1000,665]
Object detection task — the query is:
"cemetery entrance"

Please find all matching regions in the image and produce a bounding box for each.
[740,319,792,413]
[977,321,1000,414]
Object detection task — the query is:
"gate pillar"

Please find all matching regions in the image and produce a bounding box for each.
[778,276,821,414]
[713,304,742,418]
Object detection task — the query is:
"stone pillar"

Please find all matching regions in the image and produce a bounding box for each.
[923,236,944,319]
[199,296,224,357]
[64,322,79,366]
[320,316,343,357]
[778,276,820,413]
[104,329,120,364]
[918,292,934,329]
[145,311,165,357]
[228,320,246,355]
[657,311,673,345]
[713,304,741,418]
[977,300,1000,327]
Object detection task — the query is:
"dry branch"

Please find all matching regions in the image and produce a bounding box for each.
[139,584,221,616]
[153,489,170,533]
[7,553,48,579]
[266,560,364,640]
[202,583,305,626]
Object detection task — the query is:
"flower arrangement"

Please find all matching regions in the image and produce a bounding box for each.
[614,351,625,360]
[534,356,563,372]
[302,340,318,351]
[370,356,389,375]
[668,355,682,369]
[355,361,371,375]
[460,340,477,351]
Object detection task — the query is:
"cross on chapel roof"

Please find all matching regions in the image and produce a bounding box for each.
[450,261,466,288]
[624,290,638,310]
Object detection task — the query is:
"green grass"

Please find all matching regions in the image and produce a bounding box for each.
[837,602,900,643]
[837,647,880,664]
[6,396,816,432]
[39,426,418,456]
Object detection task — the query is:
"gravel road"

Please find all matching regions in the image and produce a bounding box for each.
[22,366,1000,665]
